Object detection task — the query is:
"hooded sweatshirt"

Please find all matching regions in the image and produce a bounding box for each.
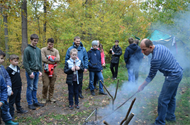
[124,43,144,69]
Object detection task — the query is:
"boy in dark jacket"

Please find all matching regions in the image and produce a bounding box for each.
[109,40,122,80]
[0,50,19,125]
[124,38,143,83]
[6,54,28,118]
[64,48,84,110]
[88,40,107,96]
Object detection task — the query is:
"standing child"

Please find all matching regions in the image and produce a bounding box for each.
[6,54,28,118]
[0,50,19,125]
[88,40,107,96]
[64,48,84,110]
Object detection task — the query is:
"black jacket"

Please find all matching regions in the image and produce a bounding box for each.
[109,45,122,63]
[6,66,22,89]
[64,61,84,85]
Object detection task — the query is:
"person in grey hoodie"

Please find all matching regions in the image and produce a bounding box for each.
[23,34,44,110]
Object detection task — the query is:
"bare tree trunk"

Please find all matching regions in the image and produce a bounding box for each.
[43,0,47,45]
[3,14,9,59]
[21,0,28,56]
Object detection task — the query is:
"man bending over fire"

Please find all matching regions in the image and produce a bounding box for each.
[138,39,183,125]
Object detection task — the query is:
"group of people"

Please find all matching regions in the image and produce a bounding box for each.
[0,33,183,125]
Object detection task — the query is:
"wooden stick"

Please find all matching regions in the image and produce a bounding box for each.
[120,98,136,125]
[124,113,134,125]
[103,120,110,125]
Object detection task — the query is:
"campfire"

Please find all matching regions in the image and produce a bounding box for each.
[83,80,138,125]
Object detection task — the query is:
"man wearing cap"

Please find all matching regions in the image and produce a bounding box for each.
[138,39,183,125]
[65,36,88,99]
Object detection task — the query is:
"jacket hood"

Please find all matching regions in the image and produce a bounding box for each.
[128,43,138,51]
[28,44,36,49]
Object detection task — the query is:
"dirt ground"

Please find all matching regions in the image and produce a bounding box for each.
[14,68,109,124]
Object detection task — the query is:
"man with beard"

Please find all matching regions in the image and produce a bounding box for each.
[65,36,88,99]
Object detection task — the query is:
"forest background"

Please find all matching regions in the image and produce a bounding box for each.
[1,0,190,64]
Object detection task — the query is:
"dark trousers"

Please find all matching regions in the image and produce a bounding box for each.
[110,63,119,78]
[93,74,98,87]
[9,87,22,117]
[68,81,79,106]
[78,74,83,95]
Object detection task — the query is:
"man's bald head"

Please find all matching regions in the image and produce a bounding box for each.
[141,39,153,48]
[140,39,155,56]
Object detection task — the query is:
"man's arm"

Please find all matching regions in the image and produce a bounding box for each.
[23,49,32,75]
[41,48,54,64]
[138,59,161,91]
[83,48,88,70]
[0,76,8,106]
[114,47,122,56]
[54,49,60,62]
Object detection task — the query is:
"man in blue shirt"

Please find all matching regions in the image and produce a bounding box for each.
[138,39,183,125]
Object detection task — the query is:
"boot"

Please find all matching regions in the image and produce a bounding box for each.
[5,120,19,125]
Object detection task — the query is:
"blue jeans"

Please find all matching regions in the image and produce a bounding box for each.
[127,68,135,83]
[155,74,183,125]
[89,71,104,92]
[1,101,12,122]
[68,81,79,106]
[26,72,39,105]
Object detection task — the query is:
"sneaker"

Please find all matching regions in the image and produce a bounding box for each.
[91,90,95,96]
[5,120,19,125]
[49,98,56,103]
[99,92,107,95]
[28,105,36,110]
[69,105,74,110]
[75,105,80,109]
[33,102,44,107]
[17,108,28,113]
[41,99,46,104]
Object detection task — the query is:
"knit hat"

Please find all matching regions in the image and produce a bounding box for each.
[92,40,98,46]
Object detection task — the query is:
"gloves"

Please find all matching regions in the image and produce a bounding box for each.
[7,86,12,96]
[47,55,56,62]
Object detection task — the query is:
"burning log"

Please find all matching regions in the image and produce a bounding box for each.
[124,113,134,125]
[120,98,136,125]
[100,80,119,111]
[103,120,110,125]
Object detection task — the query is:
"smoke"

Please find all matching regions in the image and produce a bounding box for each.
[150,5,190,72]
[88,6,190,125]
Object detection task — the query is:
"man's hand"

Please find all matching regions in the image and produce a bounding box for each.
[110,49,112,51]
[39,71,42,77]
[138,81,148,92]
[11,91,13,95]
[84,69,87,72]
[76,66,80,70]
[71,66,75,71]
[30,72,34,79]
[112,52,115,55]
[0,102,3,107]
